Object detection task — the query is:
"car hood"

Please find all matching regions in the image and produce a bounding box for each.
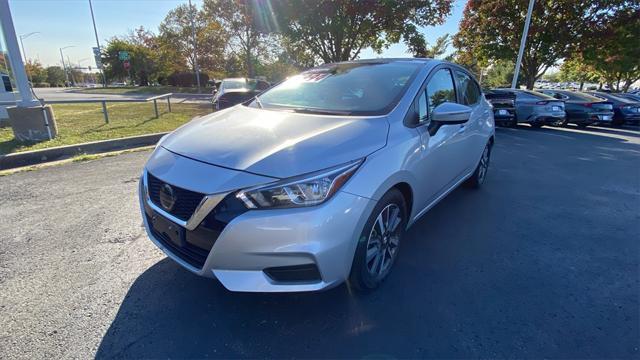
[161,105,388,178]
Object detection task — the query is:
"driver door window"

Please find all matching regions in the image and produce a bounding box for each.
[414,68,456,126]
[426,68,456,118]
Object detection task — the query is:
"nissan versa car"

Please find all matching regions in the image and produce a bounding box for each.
[139,59,495,292]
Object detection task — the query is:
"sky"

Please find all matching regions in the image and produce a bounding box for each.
[4,0,467,68]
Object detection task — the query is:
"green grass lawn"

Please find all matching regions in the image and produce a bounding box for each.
[0,102,213,155]
[75,86,212,95]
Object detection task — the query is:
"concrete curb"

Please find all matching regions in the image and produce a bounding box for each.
[0,132,167,170]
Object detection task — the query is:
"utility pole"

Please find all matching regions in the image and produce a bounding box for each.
[88,0,106,87]
[67,56,77,85]
[512,0,535,89]
[59,46,74,86]
[188,0,201,92]
[19,32,39,83]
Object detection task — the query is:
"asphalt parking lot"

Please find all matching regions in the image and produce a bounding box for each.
[0,124,638,359]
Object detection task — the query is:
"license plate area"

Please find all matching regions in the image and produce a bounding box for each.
[150,212,185,248]
[552,106,561,111]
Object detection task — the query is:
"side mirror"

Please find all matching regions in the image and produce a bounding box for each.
[431,102,472,124]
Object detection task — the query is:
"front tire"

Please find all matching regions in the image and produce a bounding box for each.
[349,188,407,292]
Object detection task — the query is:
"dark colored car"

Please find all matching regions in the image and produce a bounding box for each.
[485,89,517,127]
[488,89,565,128]
[618,93,640,102]
[212,78,271,110]
[537,89,614,127]
[585,92,640,125]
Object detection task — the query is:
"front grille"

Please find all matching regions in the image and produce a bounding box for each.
[147,172,205,221]
[144,191,249,270]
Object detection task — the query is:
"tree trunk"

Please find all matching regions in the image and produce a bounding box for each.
[246,48,254,77]
[525,75,535,90]
[579,81,584,91]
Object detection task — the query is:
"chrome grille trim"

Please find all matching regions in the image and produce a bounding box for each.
[143,170,231,231]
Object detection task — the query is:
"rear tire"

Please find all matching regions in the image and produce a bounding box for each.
[348,188,407,292]
[465,142,492,189]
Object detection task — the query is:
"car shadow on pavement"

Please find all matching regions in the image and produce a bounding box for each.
[97,125,639,359]
[96,187,492,359]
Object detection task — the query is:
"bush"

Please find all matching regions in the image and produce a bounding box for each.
[167,72,210,87]
[34,82,50,88]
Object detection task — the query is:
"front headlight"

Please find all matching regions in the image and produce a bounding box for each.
[236,159,364,209]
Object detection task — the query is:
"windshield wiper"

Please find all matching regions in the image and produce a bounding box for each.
[289,107,353,116]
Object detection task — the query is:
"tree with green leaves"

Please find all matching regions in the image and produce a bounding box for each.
[203,0,279,77]
[557,58,599,91]
[273,0,454,63]
[579,3,640,92]
[103,38,158,85]
[45,66,65,87]
[159,3,226,76]
[453,0,605,89]
[25,60,47,84]
[420,34,451,59]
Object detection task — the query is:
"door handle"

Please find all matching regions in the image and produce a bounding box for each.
[457,125,466,134]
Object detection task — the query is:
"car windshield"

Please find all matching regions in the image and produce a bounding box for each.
[250,61,422,115]
[223,79,249,90]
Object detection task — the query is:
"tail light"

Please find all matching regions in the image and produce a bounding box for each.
[584,103,593,108]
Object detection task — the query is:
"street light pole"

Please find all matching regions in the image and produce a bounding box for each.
[59,46,74,86]
[88,0,106,87]
[188,0,201,92]
[512,0,535,89]
[18,32,40,83]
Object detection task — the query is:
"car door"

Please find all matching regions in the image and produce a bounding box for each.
[411,67,471,212]
[453,69,489,171]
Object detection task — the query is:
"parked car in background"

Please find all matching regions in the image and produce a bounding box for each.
[537,89,614,127]
[488,89,565,128]
[485,89,517,127]
[212,78,271,110]
[140,59,495,292]
[585,92,640,126]
[618,93,640,102]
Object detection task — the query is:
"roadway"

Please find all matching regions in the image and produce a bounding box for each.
[0,125,638,358]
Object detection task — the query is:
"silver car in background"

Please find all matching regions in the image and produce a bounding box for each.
[489,89,566,128]
[139,59,495,293]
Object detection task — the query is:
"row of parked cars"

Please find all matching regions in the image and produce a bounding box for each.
[485,88,640,128]
[210,78,640,130]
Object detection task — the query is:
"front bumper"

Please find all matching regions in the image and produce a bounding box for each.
[139,172,375,293]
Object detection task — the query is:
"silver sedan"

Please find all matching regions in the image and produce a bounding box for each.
[139,59,495,292]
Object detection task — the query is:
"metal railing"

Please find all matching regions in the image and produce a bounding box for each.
[1,93,175,124]
[41,93,174,124]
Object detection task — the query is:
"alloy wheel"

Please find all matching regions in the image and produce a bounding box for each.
[365,203,402,279]
[477,145,490,184]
